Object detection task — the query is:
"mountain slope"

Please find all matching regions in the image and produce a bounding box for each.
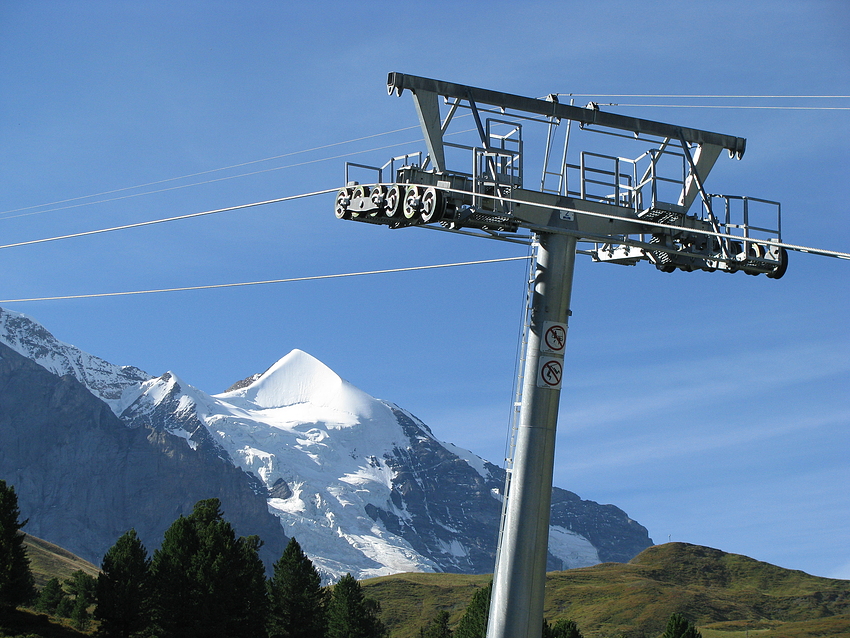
[0,340,288,570]
[23,535,99,589]
[362,543,850,638]
[0,308,149,413]
[16,536,850,638]
[0,306,652,580]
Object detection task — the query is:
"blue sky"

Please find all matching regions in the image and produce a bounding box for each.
[1,1,848,578]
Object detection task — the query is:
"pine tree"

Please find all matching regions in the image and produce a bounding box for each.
[34,577,66,615]
[0,479,36,612]
[420,610,452,638]
[150,515,197,636]
[268,537,327,638]
[65,570,97,602]
[95,529,151,638]
[453,582,491,638]
[661,613,702,638]
[55,595,74,618]
[70,593,91,631]
[326,573,387,638]
[64,570,97,631]
[543,618,583,638]
[233,533,270,638]
[149,498,268,638]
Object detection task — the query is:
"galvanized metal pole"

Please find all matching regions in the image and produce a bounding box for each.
[487,231,577,638]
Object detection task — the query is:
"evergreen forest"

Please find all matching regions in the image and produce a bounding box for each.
[0,478,603,638]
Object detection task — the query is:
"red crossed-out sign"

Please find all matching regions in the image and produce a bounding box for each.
[543,324,566,353]
[537,356,563,389]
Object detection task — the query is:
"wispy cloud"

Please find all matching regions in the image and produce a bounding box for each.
[559,337,850,432]
[556,408,850,473]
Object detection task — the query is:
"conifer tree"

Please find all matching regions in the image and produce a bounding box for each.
[149,498,268,638]
[150,515,197,636]
[65,569,97,602]
[326,573,387,638]
[420,610,452,638]
[64,570,97,630]
[543,618,583,638]
[55,594,74,617]
[34,577,66,615]
[70,593,91,631]
[0,479,36,612]
[96,529,151,638]
[453,581,491,638]
[268,536,327,638]
[662,613,702,638]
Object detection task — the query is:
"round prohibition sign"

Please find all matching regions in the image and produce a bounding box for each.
[540,359,563,388]
[544,324,567,352]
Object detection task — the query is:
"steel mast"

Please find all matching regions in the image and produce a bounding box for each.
[487,231,576,638]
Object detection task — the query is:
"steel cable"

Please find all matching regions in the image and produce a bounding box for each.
[0,256,531,304]
[0,189,339,251]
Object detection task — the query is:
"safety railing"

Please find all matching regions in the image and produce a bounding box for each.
[708,194,782,256]
[344,152,423,185]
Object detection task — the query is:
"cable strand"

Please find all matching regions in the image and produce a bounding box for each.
[0,256,531,303]
[0,125,422,218]
[555,93,850,99]
[0,189,338,251]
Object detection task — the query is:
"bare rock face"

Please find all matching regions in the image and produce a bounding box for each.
[0,342,288,570]
[0,308,149,411]
[372,406,651,573]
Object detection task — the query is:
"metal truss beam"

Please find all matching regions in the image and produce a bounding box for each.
[388,72,747,157]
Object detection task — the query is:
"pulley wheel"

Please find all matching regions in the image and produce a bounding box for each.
[371,185,386,207]
[747,242,765,259]
[351,185,370,218]
[403,185,421,220]
[420,186,442,223]
[334,188,353,219]
[385,185,403,218]
[369,185,386,217]
[767,247,789,279]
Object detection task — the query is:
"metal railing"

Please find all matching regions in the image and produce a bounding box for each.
[344,152,423,185]
[709,194,782,255]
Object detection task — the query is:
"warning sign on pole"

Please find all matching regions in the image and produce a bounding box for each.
[537,356,563,389]
[541,321,567,355]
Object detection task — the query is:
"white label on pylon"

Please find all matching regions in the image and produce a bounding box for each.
[537,356,563,389]
[541,321,568,354]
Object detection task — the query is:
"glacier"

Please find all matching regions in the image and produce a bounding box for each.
[0,306,650,580]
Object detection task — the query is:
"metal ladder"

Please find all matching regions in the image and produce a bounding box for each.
[495,239,539,560]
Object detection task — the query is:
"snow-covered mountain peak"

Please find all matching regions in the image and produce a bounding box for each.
[218,349,376,418]
[0,306,150,413]
[135,371,193,408]
[1,310,654,581]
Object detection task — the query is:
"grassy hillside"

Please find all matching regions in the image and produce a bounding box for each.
[362,571,490,632]
[363,543,850,638]
[0,536,99,637]
[12,537,850,638]
[24,535,99,589]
